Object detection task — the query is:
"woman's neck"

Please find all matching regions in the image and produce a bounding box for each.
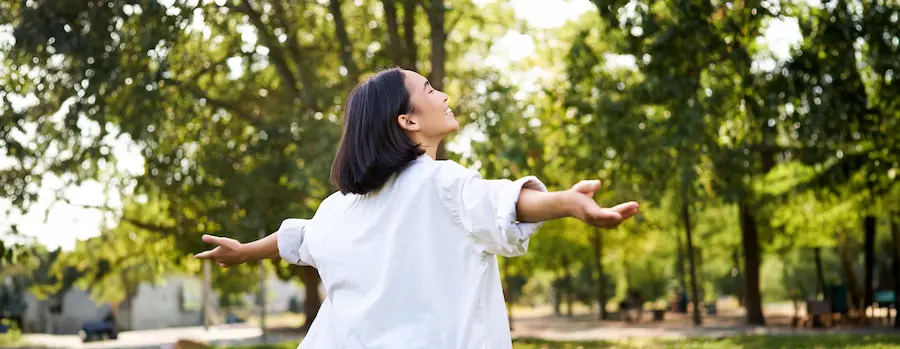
[410,134,441,160]
[421,143,439,160]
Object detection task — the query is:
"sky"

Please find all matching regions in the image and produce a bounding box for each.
[1,0,803,251]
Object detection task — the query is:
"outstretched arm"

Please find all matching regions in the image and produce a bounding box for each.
[438,160,639,257]
[194,233,279,267]
[516,180,639,228]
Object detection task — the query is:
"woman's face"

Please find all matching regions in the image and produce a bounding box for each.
[398,70,459,141]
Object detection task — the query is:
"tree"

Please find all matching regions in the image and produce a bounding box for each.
[1,0,519,328]
[46,195,196,329]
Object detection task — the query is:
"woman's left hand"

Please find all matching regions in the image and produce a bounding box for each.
[566,180,639,228]
[194,235,247,267]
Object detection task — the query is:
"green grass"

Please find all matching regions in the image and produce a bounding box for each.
[0,320,24,348]
[0,334,25,348]
[220,334,900,349]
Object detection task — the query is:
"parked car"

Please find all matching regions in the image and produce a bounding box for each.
[79,312,118,342]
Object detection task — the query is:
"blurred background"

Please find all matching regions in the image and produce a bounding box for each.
[0,0,898,348]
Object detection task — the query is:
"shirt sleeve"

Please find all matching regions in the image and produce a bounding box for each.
[276,218,314,267]
[436,161,549,257]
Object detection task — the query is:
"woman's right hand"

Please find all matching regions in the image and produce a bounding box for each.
[566,180,639,228]
[194,235,247,267]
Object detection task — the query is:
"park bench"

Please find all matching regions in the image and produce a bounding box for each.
[800,300,833,328]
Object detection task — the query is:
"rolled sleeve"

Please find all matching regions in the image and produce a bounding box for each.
[494,175,548,254]
[276,218,313,266]
[437,161,549,257]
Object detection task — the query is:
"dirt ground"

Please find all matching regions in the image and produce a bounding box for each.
[505,301,899,341]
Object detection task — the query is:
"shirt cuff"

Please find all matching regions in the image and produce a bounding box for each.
[276,218,309,266]
[495,176,548,253]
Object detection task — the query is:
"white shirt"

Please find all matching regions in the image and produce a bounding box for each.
[275,155,547,349]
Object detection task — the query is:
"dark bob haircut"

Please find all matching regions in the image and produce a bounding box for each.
[330,68,425,195]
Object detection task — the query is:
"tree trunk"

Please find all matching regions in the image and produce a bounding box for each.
[784,263,799,322]
[258,230,268,341]
[814,247,826,300]
[675,229,688,306]
[425,0,448,160]
[839,236,862,311]
[733,248,744,306]
[202,259,211,330]
[552,274,562,316]
[327,0,359,82]
[299,266,322,329]
[401,0,418,70]
[737,41,772,326]
[891,216,900,328]
[696,246,704,297]
[864,215,876,311]
[593,229,608,320]
[739,201,766,325]
[562,255,573,317]
[425,0,446,91]
[116,286,137,331]
[681,193,702,326]
[380,0,406,67]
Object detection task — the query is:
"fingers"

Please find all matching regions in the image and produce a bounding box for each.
[196,235,239,268]
[586,201,640,228]
[194,248,217,259]
[585,208,622,227]
[195,248,234,268]
[201,234,227,245]
[572,180,602,195]
[611,201,639,213]
[612,201,639,219]
[202,234,242,249]
[195,235,227,260]
[587,207,621,221]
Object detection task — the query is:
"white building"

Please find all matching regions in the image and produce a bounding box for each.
[18,274,305,334]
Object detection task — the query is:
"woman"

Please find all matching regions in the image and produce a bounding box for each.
[195,68,638,348]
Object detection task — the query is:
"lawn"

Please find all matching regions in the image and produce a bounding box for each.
[220,334,900,349]
[0,334,24,348]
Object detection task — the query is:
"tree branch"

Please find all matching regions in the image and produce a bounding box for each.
[381,0,407,67]
[426,0,446,90]
[165,78,262,127]
[270,0,319,108]
[61,201,176,236]
[327,0,360,83]
[186,56,230,83]
[446,10,466,36]
[402,0,419,70]
[119,216,177,236]
[231,0,303,99]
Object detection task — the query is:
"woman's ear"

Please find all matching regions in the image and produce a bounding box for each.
[397,114,420,132]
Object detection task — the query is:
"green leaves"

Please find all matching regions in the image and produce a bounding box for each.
[1,1,529,318]
[550,0,897,308]
[2,0,896,314]
[1,241,14,265]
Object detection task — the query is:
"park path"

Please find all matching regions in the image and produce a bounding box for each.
[509,312,895,342]
[18,325,294,349]
[17,303,900,348]
[507,302,900,341]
